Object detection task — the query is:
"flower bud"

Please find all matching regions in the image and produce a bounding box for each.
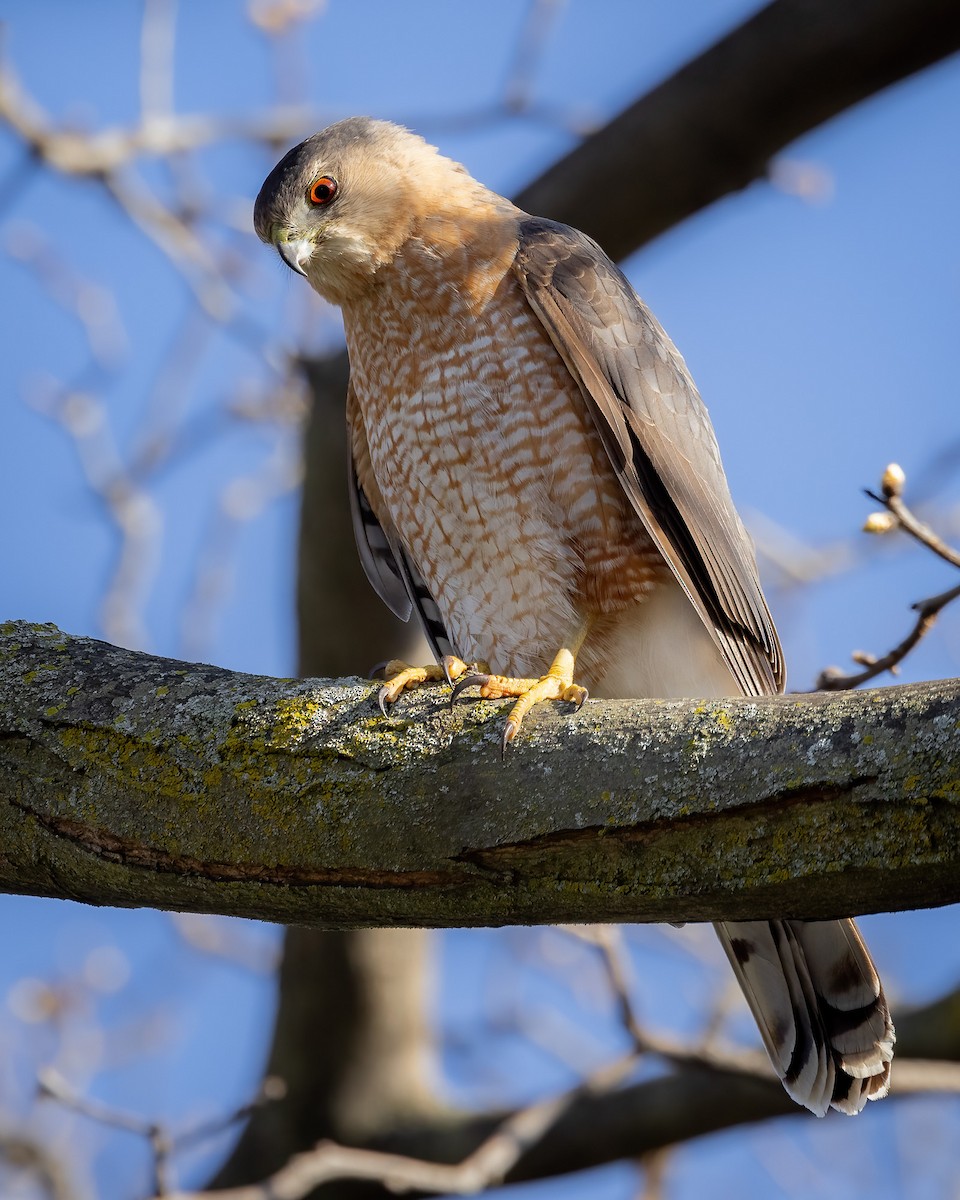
[881,462,906,498]
[863,511,896,534]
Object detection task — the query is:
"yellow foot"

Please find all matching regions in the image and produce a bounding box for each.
[450,647,588,752]
[375,656,487,715]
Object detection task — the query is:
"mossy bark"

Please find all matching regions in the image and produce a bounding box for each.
[2,620,959,925]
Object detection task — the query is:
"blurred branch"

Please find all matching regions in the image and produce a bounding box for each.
[29,983,960,1200]
[0,1129,76,1200]
[164,1058,960,1199]
[514,0,960,259]
[3,621,960,926]
[172,1082,614,1200]
[38,1066,286,1198]
[39,1067,174,1197]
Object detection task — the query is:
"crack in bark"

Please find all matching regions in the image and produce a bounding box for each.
[455,777,880,867]
[9,800,468,890]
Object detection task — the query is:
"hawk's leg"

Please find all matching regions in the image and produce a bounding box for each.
[376,655,489,715]
[451,646,589,751]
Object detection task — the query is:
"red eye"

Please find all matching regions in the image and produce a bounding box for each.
[308,175,338,206]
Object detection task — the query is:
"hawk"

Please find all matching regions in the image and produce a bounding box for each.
[255,117,894,1115]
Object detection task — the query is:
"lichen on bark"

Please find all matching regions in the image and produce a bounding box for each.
[1,620,959,926]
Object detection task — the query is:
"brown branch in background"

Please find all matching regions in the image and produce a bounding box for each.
[514,0,960,260]
[817,463,960,690]
[565,927,649,1055]
[33,990,960,1200]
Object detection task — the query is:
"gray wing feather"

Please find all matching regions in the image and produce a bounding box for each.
[348,446,412,623]
[514,217,783,697]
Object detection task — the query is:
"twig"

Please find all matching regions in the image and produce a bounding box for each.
[817,464,960,690]
[865,489,960,570]
[502,0,565,113]
[38,1067,174,1196]
[163,1054,638,1200]
[38,1068,287,1197]
[169,1077,287,1154]
[563,928,779,1081]
[566,926,648,1053]
[818,580,960,691]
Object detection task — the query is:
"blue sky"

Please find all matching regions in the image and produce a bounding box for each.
[1,2,959,1197]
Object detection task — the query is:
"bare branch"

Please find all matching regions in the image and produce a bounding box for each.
[39,1068,174,1196]
[155,1054,960,1199]
[38,1067,288,1198]
[817,579,960,690]
[818,464,960,689]
[865,489,960,572]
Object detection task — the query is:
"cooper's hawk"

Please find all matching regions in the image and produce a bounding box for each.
[255,117,894,1115]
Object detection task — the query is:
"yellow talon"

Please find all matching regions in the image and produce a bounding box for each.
[450,646,589,750]
[376,656,478,714]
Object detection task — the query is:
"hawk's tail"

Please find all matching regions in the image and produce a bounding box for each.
[715,918,895,1115]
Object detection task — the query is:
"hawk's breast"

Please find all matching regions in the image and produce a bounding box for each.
[344,236,664,680]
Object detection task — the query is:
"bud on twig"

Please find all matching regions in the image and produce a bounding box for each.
[881,462,906,498]
[863,511,896,534]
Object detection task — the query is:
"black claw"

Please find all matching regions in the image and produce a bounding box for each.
[450,673,490,705]
[368,660,391,680]
[573,689,589,712]
[501,720,517,758]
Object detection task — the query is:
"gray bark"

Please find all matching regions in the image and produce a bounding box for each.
[2,620,958,926]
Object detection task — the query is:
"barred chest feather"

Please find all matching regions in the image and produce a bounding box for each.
[342,233,665,682]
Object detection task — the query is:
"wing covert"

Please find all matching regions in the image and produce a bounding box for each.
[513,217,783,696]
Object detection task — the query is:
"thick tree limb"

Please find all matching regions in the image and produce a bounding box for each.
[514,0,960,259]
[2,620,959,926]
[217,4,960,1187]
[425,989,960,1189]
[165,989,960,1197]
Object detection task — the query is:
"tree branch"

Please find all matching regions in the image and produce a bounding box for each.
[2,621,959,926]
[515,0,960,260]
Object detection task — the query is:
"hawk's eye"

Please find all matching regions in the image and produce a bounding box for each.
[308,176,338,206]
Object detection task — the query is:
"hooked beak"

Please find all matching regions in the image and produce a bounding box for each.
[276,237,313,277]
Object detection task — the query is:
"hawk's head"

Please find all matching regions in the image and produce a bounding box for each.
[254,117,477,304]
